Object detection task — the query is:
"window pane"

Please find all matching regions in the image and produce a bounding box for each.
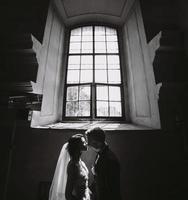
[82,26,93,42]
[106,41,119,53]
[106,27,117,35]
[79,86,90,100]
[107,55,119,64]
[95,42,106,53]
[95,35,105,41]
[108,70,121,83]
[80,70,93,83]
[66,102,79,116]
[68,55,80,64]
[109,86,121,101]
[96,86,108,101]
[68,56,80,69]
[81,56,93,69]
[67,70,79,83]
[71,28,81,36]
[69,43,81,53]
[106,35,118,41]
[67,86,78,101]
[82,26,92,35]
[107,55,120,69]
[67,64,80,70]
[97,101,108,117]
[108,65,120,69]
[95,55,106,69]
[109,102,122,116]
[70,35,81,42]
[82,35,93,42]
[81,42,93,53]
[95,70,107,83]
[78,101,90,116]
[95,26,105,35]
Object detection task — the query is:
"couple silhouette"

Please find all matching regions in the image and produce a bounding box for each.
[49,127,121,200]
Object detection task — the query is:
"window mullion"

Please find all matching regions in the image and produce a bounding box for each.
[92,26,95,119]
[105,27,110,117]
[78,29,83,115]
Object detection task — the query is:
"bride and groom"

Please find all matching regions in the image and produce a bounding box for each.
[49,127,121,200]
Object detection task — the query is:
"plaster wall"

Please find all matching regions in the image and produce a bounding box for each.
[178,0,188,56]
[31,4,65,126]
[123,1,160,128]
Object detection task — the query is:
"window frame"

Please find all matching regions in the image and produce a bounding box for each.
[62,24,126,121]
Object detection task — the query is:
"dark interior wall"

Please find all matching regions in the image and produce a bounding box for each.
[140,0,178,42]
[140,0,188,135]
[140,0,188,56]
[178,0,188,55]
[0,0,50,42]
[0,110,17,200]
[5,122,184,200]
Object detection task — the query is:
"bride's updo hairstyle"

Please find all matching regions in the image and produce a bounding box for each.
[67,134,86,159]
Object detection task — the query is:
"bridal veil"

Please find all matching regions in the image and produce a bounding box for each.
[49,143,70,200]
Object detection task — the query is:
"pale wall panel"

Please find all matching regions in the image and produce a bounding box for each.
[31,4,65,127]
[123,0,160,128]
[41,11,62,116]
[126,11,150,117]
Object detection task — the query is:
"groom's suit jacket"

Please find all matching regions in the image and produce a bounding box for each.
[94,144,121,200]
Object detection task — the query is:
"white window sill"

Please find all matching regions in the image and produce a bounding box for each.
[32,121,158,131]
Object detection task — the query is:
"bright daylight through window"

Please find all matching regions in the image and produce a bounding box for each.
[64,26,124,119]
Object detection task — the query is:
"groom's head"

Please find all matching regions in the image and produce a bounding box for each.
[85,127,105,152]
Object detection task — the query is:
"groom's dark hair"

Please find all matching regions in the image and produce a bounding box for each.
[85,127,105,143]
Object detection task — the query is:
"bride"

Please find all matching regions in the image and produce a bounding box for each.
[49,134,90,200]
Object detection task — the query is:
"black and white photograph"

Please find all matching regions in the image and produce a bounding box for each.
[0,0,187,200]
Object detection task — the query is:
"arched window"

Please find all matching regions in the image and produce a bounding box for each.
[63,25,125,120]
[31,2,160,128]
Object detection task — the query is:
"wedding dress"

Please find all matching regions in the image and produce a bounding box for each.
[49,143,90,200]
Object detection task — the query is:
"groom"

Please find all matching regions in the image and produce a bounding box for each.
[85,127,121,200]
